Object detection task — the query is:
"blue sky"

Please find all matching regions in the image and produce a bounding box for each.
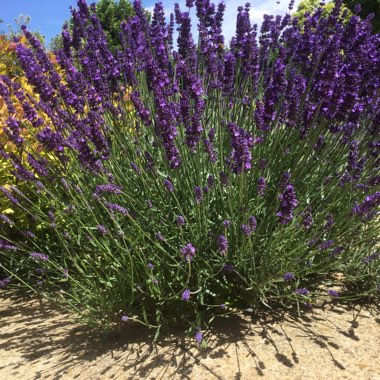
[0,0,301,45]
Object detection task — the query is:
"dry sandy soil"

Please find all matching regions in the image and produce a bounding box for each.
[0,295,379,380]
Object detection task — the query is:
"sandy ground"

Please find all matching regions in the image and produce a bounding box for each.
[0,295,379,380]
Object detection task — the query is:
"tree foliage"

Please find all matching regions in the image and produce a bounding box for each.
[96,0,135,50]
[294,0,380,33]
[343,0,380,32]
[50,0,138,52]
[293,0,352,25]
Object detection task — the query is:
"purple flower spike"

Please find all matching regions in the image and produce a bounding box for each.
[223,220,231,228]
[276,182,298,225]
[97,225,108,235]
[194,186,203,203]
[30,252,49,262]
[283,272,295,282]
[164,178,175,192]
[195,328,203,344]
[294,288,310,296]
[94,183,122,195]
[328,289,340,297]
[227,122,254,174]
[181,289,191,301]
[177,215,185,226]
[181,243,196,261]
[0,277,11,289]
[257,177,266,196]
[248,216,257,231]
[217,235,228,254]
[223,264,234,272]
[121,315,129,322]
[241,224,252,237]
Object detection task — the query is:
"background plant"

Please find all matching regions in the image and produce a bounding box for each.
[49,0,142,52]
[0,0,379,343]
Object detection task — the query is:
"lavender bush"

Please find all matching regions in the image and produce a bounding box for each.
[0,0,379,341]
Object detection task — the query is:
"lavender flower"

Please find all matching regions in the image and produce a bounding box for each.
[147,263,154,270]
[130,162,141,175]
[94,183,122,195]
[164,178,175,192]
[0,277,11,289]
[329,246,344,258]
[97,225,108,235]
[121,315,129,322]
[283,272,295,282]
[195,328,203,344]
[227,122,254,173]
[217,235,228,254]
[328,289,340,297]
[362,252,380,264]
[181,243,196,261]
[276,183,298,225]
[248,216,257,231]
[223,220,232,228]
[194,186,203,203]
[219,171,228,187]
[155,233,165,241]
[0,239,17,250]
[302,211,313,230]
[257,177,266,196]
[318,240,334,251]
[294,288,310,296]
[203,138,217,163]
[105,202,129,216]
[241,224,252,237]
[177,215,185,226]
[30,252,49,261]
[207,175,214,188]
[352,192,380,220]
[223,264,234,272]
[181,289,191,301]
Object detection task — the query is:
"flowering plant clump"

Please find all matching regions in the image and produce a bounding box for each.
[0,0,379,340]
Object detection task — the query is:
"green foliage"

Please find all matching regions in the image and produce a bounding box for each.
[293,0,352,25]
[343,0,380,32]
[50,0,138,52]
[96,0,135,51]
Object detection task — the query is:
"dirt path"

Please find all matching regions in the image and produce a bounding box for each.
[0,295,379,380]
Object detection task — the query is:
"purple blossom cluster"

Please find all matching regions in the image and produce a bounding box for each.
[0,277,11,289]
[294,288,310,296]
[227,122,254,174]
[283,272,295,282]
[181,243,196,262]
[276,180,298,225]
[217,235,228,254]
[352,192,380,220]
[30,252,49,262]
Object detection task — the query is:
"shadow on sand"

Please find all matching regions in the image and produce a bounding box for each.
[0,293,378,379]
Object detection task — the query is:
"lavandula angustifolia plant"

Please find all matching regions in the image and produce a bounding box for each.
[0,0,379,339]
